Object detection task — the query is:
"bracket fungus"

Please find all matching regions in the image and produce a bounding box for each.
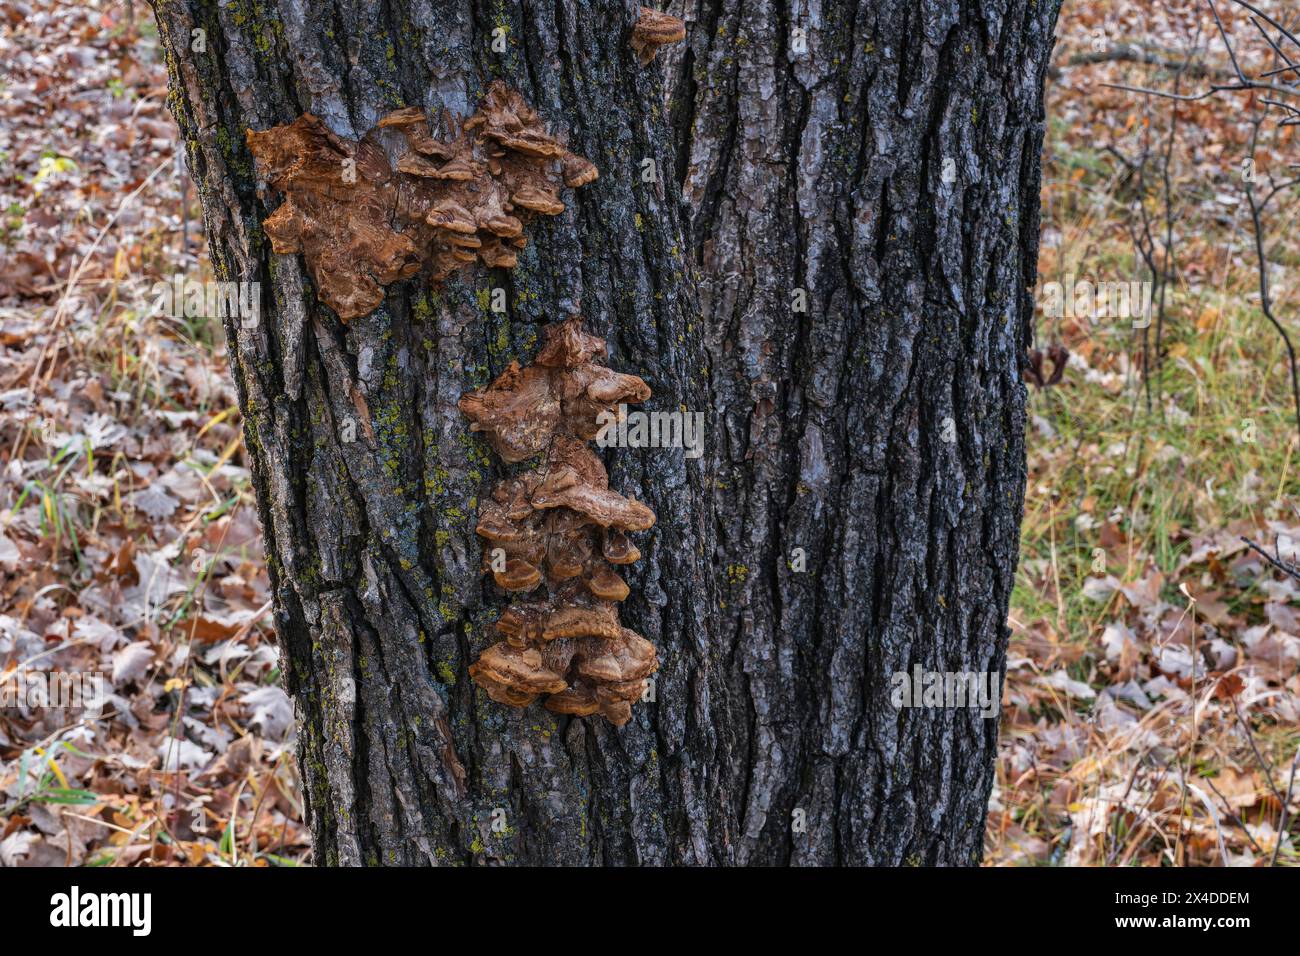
[458,318,650,463]
[246,82,597,321]
[460,318,658,726]
[630,7,686,65]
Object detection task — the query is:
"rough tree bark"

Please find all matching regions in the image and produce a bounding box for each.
[150,0,1060,865]
[661,0,1062,865]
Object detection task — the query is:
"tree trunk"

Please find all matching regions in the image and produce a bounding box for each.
[661,0,1062,865]
[151,0,1060,866]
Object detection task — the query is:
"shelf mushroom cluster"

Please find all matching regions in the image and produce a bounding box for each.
[459,318,658,726]
[246,82,597,321]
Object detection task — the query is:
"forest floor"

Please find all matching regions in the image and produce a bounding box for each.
[993,0,1300,866]
[0,2,306,866]
[0,0,1296,867]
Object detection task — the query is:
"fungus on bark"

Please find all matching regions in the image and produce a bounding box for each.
[630,7,686,65]
[458,317,650,463]
[245,82,597,321]
[461,318,658,725]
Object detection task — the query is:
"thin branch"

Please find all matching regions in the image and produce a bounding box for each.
[1273,744,1300,865]
[1241,535,1300,580]
[1243,181,1300,438]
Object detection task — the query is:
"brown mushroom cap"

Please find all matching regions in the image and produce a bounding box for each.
[630,7,686,65]
[475,508,527,542]
[479,681,539,708]
[495,605,545,645]
[575,629,657,681]
[511,185,565,216]
[544,679,639,726]
[583,367,652,405]
[588,566,630,601]
[470,643,567,695]
[475,191,524,238]
[428,199,478,233]
[511,436,655,531]
[531,476,657,532]
[601,700,635,726]
[562,152,599,188]
[543,682,602,717]
[542,604,623,641]
[432,156,479,181]
[603,530,641,565]
[395,153,445,178]
[479,239,519,269]
[545,550,586,581]
[494,558,543,592]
